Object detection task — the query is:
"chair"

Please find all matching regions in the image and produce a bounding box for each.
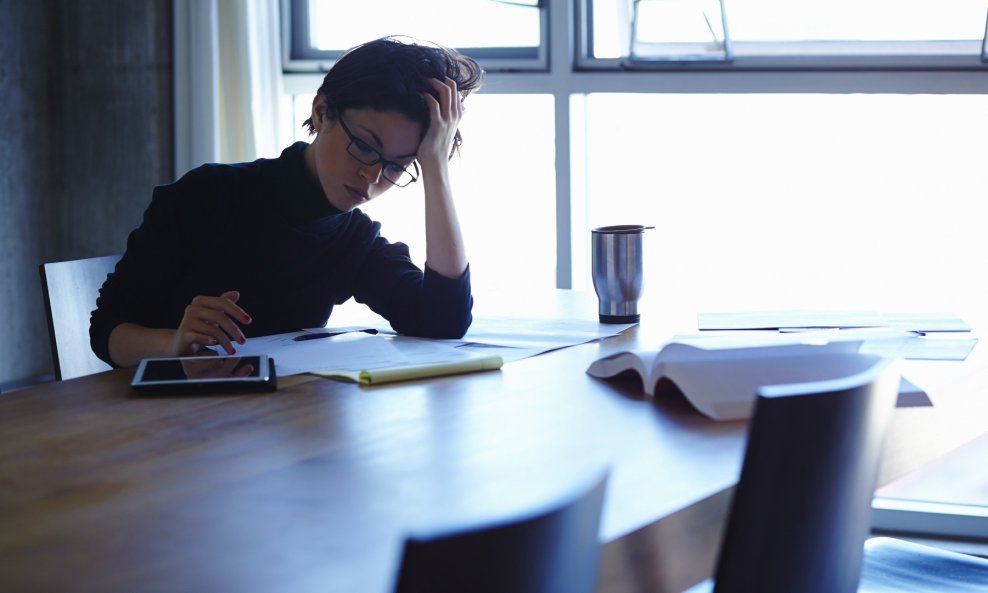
[392,469,608,593]
[684,353,988,593]
[710,354,901,593]
[39,254,121,380]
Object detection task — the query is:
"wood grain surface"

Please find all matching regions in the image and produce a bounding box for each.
[2,293,986,593]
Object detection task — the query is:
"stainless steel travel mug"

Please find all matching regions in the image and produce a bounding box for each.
[591,225,649,324]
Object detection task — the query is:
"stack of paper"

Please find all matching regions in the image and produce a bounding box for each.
[696,311,977,361]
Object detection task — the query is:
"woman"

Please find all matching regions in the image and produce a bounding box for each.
[90,36,485,367]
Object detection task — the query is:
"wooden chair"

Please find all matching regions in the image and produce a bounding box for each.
[39,254,121,380]
[392,469,608,593]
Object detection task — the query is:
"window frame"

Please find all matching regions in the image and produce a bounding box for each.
[581,42,988,71]
[578,0,988,71]
[575,0,988,72]
[281,0,551,73]
[984,12,988,58]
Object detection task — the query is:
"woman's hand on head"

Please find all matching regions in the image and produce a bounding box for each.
[418,77,462,168]
[169,290,252,356]
[415,77,469,278]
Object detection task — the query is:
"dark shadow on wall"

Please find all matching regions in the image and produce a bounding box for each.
[0,0,174,387]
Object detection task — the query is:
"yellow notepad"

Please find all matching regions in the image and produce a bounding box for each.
[312,355,503,386]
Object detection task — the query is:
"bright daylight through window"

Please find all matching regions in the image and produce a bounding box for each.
[590,0,988,63]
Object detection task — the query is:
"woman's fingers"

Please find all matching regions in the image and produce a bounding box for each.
[420,78,463,163]
[217,291,253,325]
[178,329,219,354]
[174,291,252,356]
[426,77,460,120]
[429,78,450,117]
[195,321,237,354]
[445,77,461,118]
[186,301,245,346]
[181,316,235,354]
[197,301,247,341]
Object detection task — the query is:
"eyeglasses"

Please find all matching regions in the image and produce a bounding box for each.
[337,116,419,187]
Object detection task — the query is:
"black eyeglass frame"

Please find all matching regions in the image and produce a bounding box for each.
[336,114,420,187]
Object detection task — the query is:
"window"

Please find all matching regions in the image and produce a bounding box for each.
[283,0,548,72]
[282,0,988,288]
[576,92,988,313]
[291,92,558,292]
[584,0,988,68]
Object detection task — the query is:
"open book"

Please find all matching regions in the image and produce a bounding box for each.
[586,331,931,421]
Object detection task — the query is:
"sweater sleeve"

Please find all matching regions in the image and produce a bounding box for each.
[350,234,473,339]
[89,173,212,366]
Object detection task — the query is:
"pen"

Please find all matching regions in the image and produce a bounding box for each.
[293,328,379,342]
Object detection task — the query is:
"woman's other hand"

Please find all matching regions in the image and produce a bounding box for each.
[170,290,252,356]
[418,77,462,167]
[417,77,469,279]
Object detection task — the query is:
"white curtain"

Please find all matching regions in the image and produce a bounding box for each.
[173,0,287,179]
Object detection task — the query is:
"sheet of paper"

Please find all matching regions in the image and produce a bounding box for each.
[697,310,971,332]
[230,316,635,376]
[670,327,921,350]
[674,328,977,361]
[310,316,636,364]
[230,315,611,377]
[231,332,417,376]
[433,316,637,362]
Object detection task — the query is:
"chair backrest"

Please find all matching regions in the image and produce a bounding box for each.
[392,470,609,593]
[712,354,900,593]
[39,254,121,380]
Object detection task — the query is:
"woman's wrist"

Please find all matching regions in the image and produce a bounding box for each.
[109,324,180,367]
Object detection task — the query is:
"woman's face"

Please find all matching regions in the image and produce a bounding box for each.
[304,99,422,212]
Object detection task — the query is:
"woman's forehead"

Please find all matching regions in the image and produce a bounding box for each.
[343,107,421,157]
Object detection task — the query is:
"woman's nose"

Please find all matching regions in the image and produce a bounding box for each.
[359,162,384,184]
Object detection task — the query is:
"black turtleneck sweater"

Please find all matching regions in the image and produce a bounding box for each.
[90,142,473,366]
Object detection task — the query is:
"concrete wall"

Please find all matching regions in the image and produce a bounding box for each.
[0,0,173,388]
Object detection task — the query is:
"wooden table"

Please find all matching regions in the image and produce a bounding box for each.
[2,291,986,593]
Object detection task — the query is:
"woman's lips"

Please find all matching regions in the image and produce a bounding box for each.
[344,185,368,203]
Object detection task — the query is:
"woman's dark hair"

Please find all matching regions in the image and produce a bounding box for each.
[303,36,485,155]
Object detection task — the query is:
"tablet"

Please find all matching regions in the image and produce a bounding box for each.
[131,354,277,393]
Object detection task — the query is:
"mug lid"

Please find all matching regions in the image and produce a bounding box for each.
[591,224,653,234]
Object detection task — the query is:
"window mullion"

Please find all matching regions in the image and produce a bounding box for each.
[982,11,988,61]
[549,0,575,288]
